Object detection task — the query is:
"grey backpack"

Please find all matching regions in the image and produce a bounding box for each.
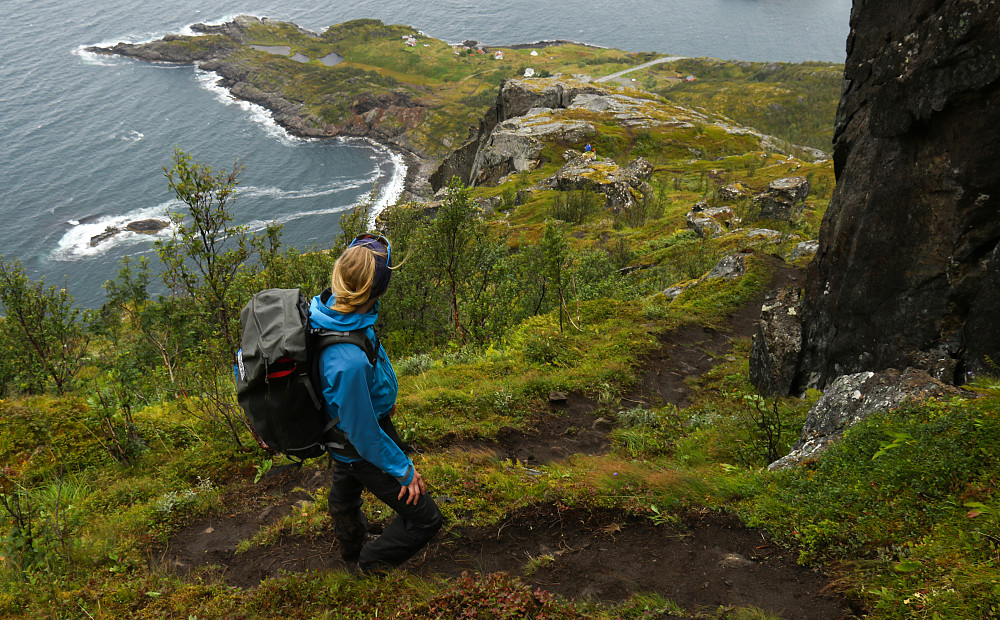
[234,288,375,461]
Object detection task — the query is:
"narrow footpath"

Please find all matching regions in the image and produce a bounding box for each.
[595,55,687,83]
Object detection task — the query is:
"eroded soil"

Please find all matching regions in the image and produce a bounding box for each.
[158,258,860,618]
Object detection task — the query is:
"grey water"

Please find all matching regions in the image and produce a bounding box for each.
[0,0,852,308]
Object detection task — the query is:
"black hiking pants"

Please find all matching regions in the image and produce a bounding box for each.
[328,459,443,574]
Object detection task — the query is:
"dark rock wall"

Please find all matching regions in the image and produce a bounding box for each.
[796,0,1000,389]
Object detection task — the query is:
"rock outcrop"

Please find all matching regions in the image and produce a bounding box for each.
[469,112,596,186]
[125,219,169,234]
[539,154,653,211]
[430,77,605,190]
[431,76,720,192]
[89,35,238,63]
[792,0,1000,390]
[769,368,970,470]
[749,287,803,397]
[754,176,810,221]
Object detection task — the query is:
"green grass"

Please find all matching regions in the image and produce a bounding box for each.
[648,58,843,153]
[11,16,994,618]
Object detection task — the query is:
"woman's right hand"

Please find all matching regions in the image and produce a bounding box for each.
[398,468,426,505]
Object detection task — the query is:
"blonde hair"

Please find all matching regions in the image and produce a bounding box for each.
[330,244,387,313]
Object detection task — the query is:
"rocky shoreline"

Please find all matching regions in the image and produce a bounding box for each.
[86,15,826,207]
[87,16,437,199]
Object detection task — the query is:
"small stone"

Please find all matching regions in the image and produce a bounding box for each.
[718,552,753,568]
[592,417,612,431]
[548,391,568,403]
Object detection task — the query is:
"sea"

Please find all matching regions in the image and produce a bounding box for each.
[0,0,852,308]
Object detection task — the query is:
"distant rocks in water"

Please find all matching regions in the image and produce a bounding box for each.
[90,227,120,247]
[126,219,169,234]
[89,219,169,247]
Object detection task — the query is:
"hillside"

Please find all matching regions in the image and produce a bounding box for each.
[1,12,998,620]
[88,16,840,195]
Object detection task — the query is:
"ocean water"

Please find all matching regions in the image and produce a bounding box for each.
[0,0,852,308]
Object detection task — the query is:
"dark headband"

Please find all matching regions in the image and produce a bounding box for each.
[351,236,391,299]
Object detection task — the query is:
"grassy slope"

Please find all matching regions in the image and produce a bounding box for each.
[2,19,996,620]
[156,19,840,161]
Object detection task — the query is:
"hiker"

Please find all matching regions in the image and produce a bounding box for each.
[308,233,443,575]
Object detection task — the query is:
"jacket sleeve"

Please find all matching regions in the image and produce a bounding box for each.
[320,347,414,485]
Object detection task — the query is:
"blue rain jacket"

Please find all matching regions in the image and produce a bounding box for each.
[308,294,412,485]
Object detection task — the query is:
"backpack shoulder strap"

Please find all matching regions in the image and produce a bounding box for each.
[315,329,378,367]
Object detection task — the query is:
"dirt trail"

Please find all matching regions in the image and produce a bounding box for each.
[158,258,859,618]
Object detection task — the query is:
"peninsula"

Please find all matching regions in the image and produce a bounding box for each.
[87,16,841,199]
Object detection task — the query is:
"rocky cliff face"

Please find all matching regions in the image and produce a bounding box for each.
[794,0,1000,389]
[430,76,605,191]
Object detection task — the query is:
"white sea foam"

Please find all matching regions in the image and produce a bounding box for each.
[193,68,299,144]
[74,43,125,67]
[370,145,407,224]
[51,202,178,260]
[117,130,144,142]
[75,14,242,66]
[240,176,374,202]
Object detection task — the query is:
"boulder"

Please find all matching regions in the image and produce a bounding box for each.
[795,0,1000,389]
[769,368,970,470]
[541,156,652,211]
[686,215,724,239]
[718,182,752,202]
[126,219,169,234]
[686,203,738,238]
[661,283,691,300]
[468,112,596,185]
[743,228,783,242]
[754,176,810,220]
[788,240,819,262]
[704,254,747,280]
[661,253,747,300]
[749,287,803,396]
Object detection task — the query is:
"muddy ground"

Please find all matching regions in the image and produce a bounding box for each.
[159,257,863,618]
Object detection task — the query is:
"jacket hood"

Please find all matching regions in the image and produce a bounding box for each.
[309,294,378,332]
